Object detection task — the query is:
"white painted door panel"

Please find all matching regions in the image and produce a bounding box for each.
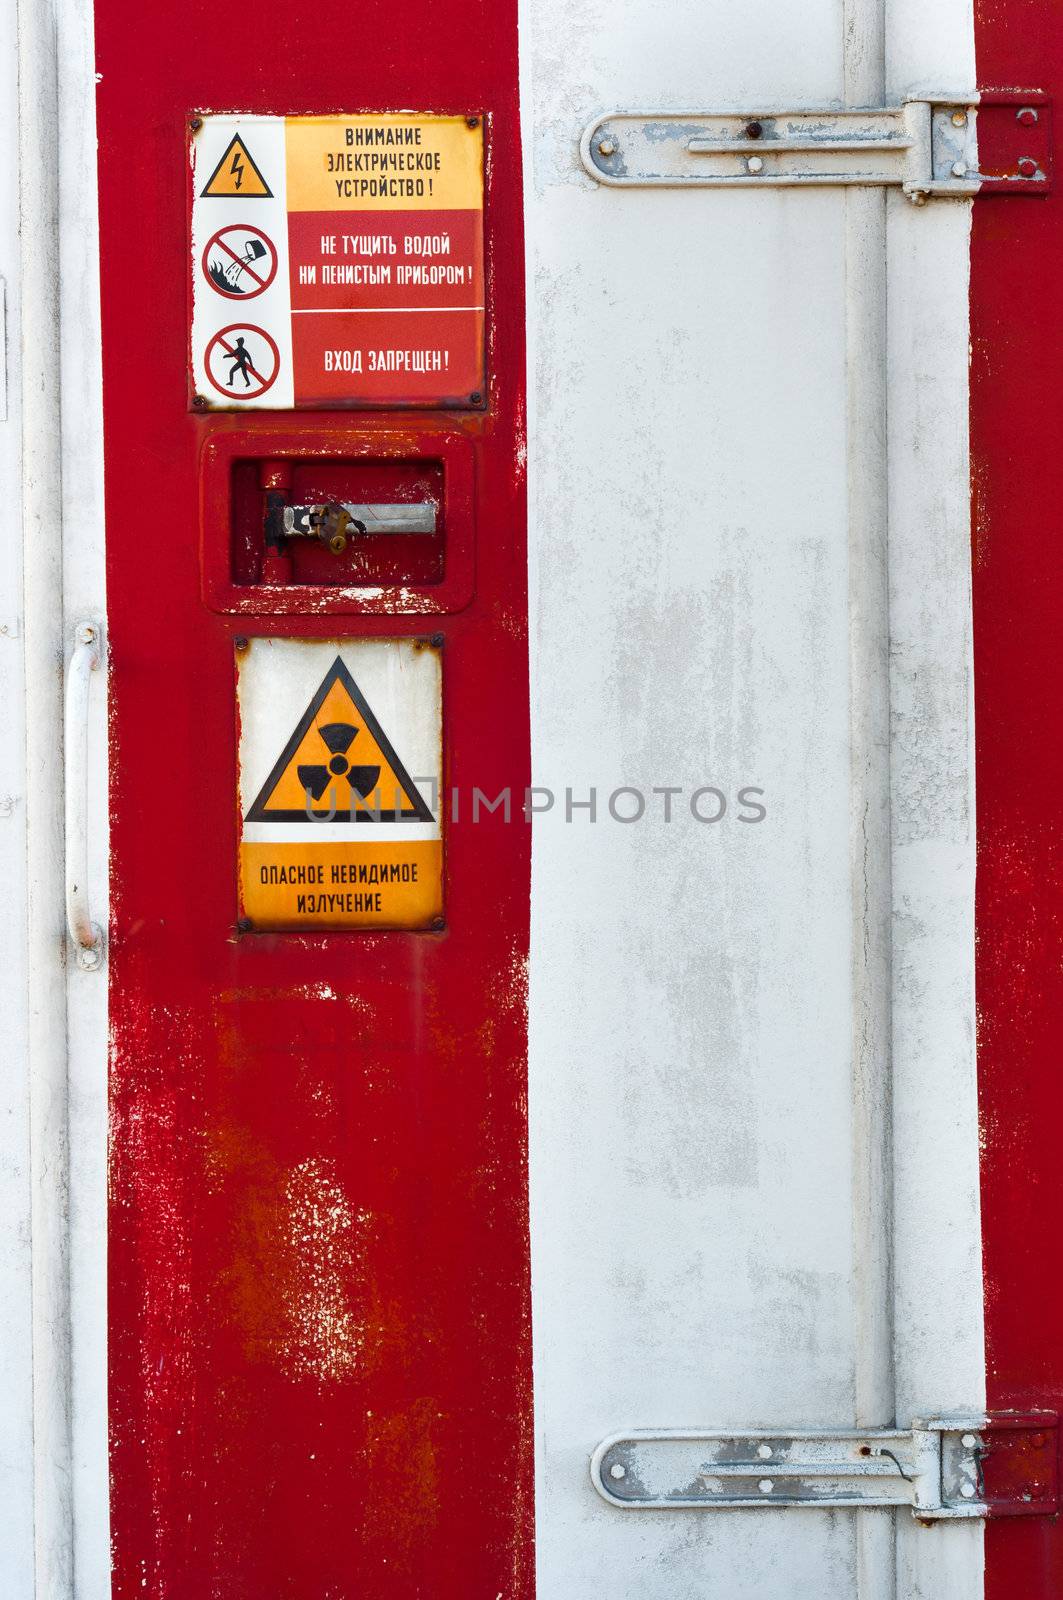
[522,0,983,1595]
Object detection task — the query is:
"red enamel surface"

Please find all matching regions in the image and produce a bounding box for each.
[94,5,531,1594]
[973,8,1063,1593]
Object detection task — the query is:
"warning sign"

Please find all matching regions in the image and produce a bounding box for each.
[202,224,278,299]
[201,134,273,198]
[190,114,485,410]
[237,638,442,931]
[205,323,280,398]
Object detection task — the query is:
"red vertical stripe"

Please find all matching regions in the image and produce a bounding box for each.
[973,6,1063,1593]
[94,4,531,1594]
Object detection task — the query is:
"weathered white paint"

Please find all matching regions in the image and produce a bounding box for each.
[17,0,77,1590]
[887,10,984,1600]
[521,1,982,1598]
[3,0,111,1595]
[0,2,36,1593]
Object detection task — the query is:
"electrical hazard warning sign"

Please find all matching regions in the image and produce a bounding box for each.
[236,637,443,931]
[190,113,485,409]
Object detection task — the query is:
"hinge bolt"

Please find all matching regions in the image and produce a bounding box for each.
[951,110,967,127]
[951,161,967,178]
[757,1444,773,1459]
[1017,107,1039,126]
[609,1463,626,1480]
[961,1433,978,1449]
[1018,157,1039,178]
[758,1479,774,1494]
[960,1483,976,1498]
[747,156,764,175]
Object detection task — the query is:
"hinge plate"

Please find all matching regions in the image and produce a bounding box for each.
[591,1413,1059,1517]
[581,96,1051,201]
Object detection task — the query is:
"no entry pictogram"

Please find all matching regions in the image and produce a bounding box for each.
[202,224,278,300]
[204,323,280,399]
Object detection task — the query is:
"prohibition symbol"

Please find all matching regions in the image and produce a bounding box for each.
[204,323,280,399]
[202,225,278,300]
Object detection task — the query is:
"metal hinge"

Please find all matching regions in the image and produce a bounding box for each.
[581,93,1051,202]
[591,1414,1059,1518]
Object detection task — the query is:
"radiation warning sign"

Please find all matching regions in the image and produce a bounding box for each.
[190,113,485,409]
[237,637,442,931]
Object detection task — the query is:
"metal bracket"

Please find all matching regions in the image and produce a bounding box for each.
[591,1413,1059,1518]
[581,95,1051,202]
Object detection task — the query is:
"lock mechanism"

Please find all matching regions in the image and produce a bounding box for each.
[263,490,438,561]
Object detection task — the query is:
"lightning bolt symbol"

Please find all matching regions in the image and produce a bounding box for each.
[230,148,245,190]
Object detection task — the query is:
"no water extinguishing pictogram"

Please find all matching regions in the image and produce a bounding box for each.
[202,225,278,299]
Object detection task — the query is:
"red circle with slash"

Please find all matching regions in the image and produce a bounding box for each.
[204,324,281,399]
[201,225,279,300]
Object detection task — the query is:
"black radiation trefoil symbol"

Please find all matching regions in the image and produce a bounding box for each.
[298,722,380,803]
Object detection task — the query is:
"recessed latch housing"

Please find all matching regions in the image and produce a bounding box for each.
[591,1414,1059,1518]
[581,93,1051,201]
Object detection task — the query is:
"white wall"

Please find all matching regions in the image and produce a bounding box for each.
[520,0,984,1595]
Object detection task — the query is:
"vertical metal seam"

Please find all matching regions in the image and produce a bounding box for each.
[844,0,896,1592]
[16,0,74,1590]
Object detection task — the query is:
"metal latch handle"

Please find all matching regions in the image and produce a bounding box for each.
[64,621,104,971]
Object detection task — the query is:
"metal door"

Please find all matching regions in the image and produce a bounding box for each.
[9,0,1060,1594]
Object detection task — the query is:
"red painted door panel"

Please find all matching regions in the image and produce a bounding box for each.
[973,4,1063,1596]
[94,4,531,1595]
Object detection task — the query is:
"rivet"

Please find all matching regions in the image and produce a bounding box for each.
[1017,107,1039,127]
[747,156,764,175]
[961,1433,978,1449]
[1018,157,1039,178]
[236,917,253,934]
[960,1483,976,1499]
[466,116,480,129]
[952,161,967,178]
[469,391,483,405]
[951,110,967,127]
[757,1444,773,1459]
[189,116,203,133]
[192,393,208,410]
[598,137,617,157]
[758,1479,773,1494]
[744,120,763,140]
[234,635,249,652]
[609,1463,626,1480]
[429,631,445,648]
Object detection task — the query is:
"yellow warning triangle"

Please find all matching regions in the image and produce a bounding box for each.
[201,133,273,199]
[246,658,433,823]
